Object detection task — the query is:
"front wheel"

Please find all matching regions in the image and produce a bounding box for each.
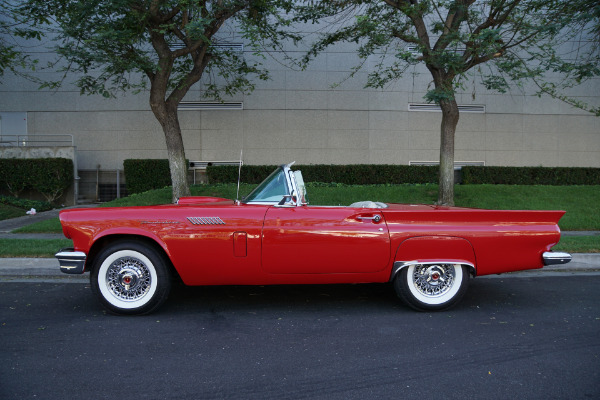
[394,264,469,311]
[91,241,171,315]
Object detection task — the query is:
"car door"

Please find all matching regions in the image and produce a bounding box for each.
[261,206,391,274]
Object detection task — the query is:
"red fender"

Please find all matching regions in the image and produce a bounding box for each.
[393,236,477,278]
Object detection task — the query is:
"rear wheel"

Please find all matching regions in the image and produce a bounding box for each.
[91,241,171,315]
[394,263,469,311]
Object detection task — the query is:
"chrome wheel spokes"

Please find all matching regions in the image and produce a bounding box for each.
[412,264,455,298]
[106,257,152,302]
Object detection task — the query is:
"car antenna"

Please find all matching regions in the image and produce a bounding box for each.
[235,149,243,205]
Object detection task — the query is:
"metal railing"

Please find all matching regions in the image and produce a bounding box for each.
[0,134,74,147]
[78,168,127,203]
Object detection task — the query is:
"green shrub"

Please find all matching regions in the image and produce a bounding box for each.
[207,164,439,185]
[0,158,73,202]
[124,159,173,194]
[206,165,275,184]
[462,166,600,185]
[0,195,54,212]
[0,159,30,196]
[31,158,74,202]
[209,164,600,186]
[301,164,439,185]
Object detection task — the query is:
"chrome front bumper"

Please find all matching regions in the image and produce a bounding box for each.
[543,251,572,266]
[55,248,87,274]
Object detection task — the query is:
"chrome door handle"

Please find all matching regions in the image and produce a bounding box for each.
[357,215,381,223]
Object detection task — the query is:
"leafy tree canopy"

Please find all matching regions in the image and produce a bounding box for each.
[21,0,300,101]
[297,0,600,115]
[0,0,49,81]
[295,0,599,205]
[16,0,301,201]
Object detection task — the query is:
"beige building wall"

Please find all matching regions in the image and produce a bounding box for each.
[1,42,599,171]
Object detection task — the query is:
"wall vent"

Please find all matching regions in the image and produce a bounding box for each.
[405,44,466,55]
[405,45,420,54]
[178,101,243,111]
[408,103,486,113]
[213,43,244,52]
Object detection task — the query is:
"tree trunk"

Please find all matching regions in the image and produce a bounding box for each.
[150,101,191,202]
[437,98,460,206]
[163,112,191,203]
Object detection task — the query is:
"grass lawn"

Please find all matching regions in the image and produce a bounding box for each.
[0,239,73,257]
[553,236,600,253]
[89,183,600,231]
[2,184,599,256]
[0,203,27,220]
[10,184,600,232]
[12,218,63,233]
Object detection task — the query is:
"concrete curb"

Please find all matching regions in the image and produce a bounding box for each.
[0,254,598,280]
[540,253,600,272]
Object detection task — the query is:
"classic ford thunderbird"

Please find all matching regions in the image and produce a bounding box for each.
[56,163,571,315]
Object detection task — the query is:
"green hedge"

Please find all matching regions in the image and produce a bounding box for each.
[123,161,600,191]
[208,164,600,186]
[0,195,53,212]
[0,158,73,202]
[207,164,440,185]
[124,159,173,194]
[462,166,600,185]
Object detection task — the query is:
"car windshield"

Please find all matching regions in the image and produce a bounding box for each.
[244,167,290,203]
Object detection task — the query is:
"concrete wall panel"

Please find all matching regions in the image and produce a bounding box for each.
[369,129,410,150]
[368,110,408,130]
[1,37,598,174]
[285,90,328,110]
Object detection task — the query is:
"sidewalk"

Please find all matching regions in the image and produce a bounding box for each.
[0,257,87,281]
[0,208,63,233]
[0,254,598,280]
[0,205,94,239]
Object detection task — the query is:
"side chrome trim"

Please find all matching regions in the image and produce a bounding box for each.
[543,251,572,265]
[391,260,476,281]
[56,248,87,275]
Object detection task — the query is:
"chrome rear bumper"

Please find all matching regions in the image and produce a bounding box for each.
[56,248,87,274]
[543,251,572,266]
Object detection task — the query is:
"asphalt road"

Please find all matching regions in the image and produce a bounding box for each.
[1,276,599,400]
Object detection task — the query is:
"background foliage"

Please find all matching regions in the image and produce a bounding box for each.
[207,164,600,186]
[462,166,600,185]
[207,164,440,185]
[0,195,53,213]
[123,159,174,194]
[0,158,73,203]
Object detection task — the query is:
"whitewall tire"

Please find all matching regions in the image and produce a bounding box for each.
[91,241,171,315]
[394,263,469,311]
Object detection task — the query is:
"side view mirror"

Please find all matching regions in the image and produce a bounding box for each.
[277,193,297,206]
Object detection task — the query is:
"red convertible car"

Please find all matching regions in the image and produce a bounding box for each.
[56,163,571,315]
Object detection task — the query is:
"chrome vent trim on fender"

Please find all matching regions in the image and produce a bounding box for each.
[187,217,226,225]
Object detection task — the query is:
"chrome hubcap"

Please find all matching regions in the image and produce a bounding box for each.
[412,264,455,297]
[106,257,152,301]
